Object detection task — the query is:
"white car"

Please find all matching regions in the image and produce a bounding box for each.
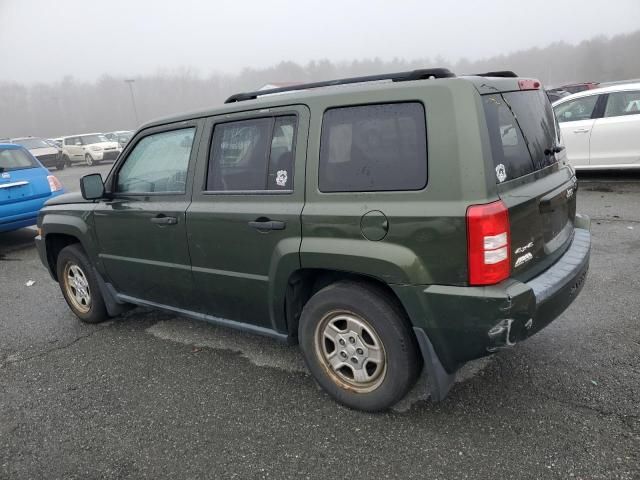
[60,133,122,166]
[553,83,640,169]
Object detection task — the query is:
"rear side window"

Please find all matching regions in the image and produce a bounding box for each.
[319,102,427,192]
[604,90,640,117]
[0,148,38,171]
[484,90,559,183]
[207,115,296,192]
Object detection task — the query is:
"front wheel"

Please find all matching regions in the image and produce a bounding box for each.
[56,244,109,323]
[56,161,66,170]
[299,281,421,411]
[85,154,94,166]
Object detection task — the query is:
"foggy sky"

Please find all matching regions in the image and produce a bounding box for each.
[1,0,640,84]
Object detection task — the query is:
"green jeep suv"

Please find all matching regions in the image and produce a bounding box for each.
[36,69,591,411]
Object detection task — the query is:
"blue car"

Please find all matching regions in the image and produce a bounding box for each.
[0,143,65,233]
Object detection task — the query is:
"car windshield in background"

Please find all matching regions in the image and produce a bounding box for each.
[483,90,558,183]
[13,138,50,149]
[0,147,39,171]
[81,134,109,144]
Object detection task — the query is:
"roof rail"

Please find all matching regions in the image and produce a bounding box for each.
[474,71,518,78]
[224,68,456,103]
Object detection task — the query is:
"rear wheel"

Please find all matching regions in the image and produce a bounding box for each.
[85,154,94,166]
[299,280,421,411]
[56,244,109,323]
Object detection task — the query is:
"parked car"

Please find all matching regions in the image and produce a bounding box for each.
[36,69,591,411]
[549,82,599,95]
[0,143,64,232]
[60,133,121,166]
[104,130,133,147]
[553,82,640,169]
[546,88,570,103]
[10,136,66,170]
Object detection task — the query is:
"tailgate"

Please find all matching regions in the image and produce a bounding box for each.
[482,87,576,280]
[499,170,577,280]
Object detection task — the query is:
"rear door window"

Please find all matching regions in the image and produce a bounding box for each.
[319,102,427,192]
[207,115,297,192]
[604,90,640,117]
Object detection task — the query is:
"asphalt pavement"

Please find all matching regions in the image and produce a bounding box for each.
[0,166,638,479]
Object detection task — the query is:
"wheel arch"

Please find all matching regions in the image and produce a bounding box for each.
[41,214,96,281]
[283,268,414,342]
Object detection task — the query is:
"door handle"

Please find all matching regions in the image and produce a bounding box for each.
[248,219,286,231]
[573,128,590,133]
[150,215,178,225]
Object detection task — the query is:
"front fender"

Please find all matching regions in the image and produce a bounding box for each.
[38,207,101,274]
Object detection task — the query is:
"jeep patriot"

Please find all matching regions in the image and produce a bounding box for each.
[36,69,591,411]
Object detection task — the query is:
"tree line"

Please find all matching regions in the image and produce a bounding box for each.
[1,29,639,138]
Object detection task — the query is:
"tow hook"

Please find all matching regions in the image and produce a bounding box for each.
[487,318,516,352]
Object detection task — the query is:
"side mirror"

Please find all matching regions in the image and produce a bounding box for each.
[80,173,105,200]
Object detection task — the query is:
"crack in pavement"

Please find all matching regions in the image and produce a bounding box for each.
[591,217,640,224]
[0,324,111,368]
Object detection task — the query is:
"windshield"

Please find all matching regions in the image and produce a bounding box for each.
[0,147,38,172]
[483,90,559,183]
[13,138,50,149]
[80,134,109,144]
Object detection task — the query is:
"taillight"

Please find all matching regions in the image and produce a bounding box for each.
[47,175,63,192]
[467,200,511,286]
[518,79,541,90]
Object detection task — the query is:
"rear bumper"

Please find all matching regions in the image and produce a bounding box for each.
[393,225,591,375]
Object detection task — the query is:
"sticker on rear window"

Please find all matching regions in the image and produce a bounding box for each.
[495,164,507,183]
[276,170,288,187]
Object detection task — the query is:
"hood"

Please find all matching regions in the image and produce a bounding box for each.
[44,191,93,206]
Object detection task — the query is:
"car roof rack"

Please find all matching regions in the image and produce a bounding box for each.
[224,68,456,103]
[473,71,518,78]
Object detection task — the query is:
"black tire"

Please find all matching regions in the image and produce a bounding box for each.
[56,161,66,171]
[62,155,71,167]
[299,280,421,411]
[85,154,94,166]
[56,244,109,324]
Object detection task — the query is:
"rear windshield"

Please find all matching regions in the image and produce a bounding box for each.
[483,90,559,183]
[0,147,39,172]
